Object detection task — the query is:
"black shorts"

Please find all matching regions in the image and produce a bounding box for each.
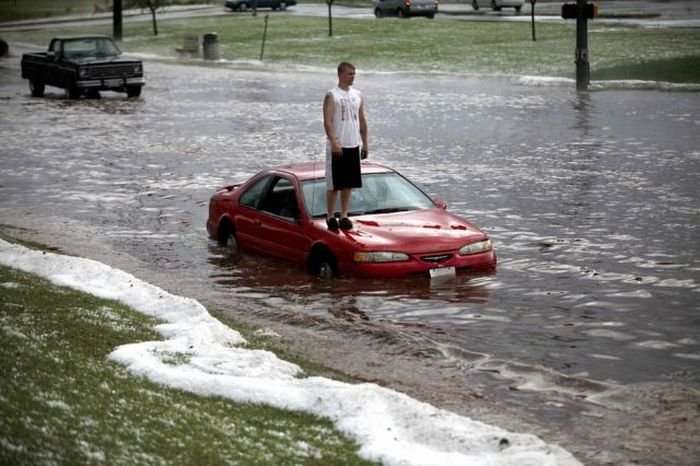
[331,146,362,190]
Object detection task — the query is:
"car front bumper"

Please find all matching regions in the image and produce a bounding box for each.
[342,249,497,278]
[76,76,145,90]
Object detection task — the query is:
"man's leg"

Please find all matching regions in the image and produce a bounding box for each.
[326,189,340,230]
[340,188,352,219]
[327,189,338,218]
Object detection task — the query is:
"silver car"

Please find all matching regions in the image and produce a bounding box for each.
[471,0,523,13]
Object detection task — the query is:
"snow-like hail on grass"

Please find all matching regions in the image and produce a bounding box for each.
[0,238,581,466]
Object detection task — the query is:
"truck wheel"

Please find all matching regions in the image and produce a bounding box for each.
[126,86,142,98]
[374,8,383,18]
[29,79,45,97]
[67,86,81,99]
[472,0,479,10]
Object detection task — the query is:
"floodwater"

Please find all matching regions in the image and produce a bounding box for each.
[1,58,699,463]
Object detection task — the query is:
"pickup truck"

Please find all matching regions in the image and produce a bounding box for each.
[21,35,145,99]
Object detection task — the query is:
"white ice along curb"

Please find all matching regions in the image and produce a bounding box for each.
[0,238,581,466]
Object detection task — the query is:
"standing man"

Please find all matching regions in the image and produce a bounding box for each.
[323,61,368,231]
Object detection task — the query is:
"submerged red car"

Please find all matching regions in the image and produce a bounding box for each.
[206,162,496,278]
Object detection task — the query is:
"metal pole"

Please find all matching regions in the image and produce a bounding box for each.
[575,0,589,90]
[260,15,269,61]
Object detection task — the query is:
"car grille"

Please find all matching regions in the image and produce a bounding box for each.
[420,253,453,263]
[87,64,138,79]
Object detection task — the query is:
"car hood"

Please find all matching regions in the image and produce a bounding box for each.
[72,56,140,65]
[340,209,488,253]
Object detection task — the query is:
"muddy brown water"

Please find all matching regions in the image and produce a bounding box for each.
[1,58,698,464]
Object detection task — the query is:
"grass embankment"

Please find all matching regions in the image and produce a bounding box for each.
[0,0,217,22]
[2,7,700,83]
[0,260,376,465]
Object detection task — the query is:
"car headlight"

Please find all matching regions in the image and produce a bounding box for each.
[133,64,142,74]
[78,67,89,78]
[353,251,410,263]
[458,239,493,256]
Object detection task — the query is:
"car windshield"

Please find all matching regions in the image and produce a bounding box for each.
[301,172,436,219]
[62,38,121,58]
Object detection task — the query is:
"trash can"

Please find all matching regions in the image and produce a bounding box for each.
[202,32,221,60]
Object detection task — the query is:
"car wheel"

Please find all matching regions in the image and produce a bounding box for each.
[491,1,502,11]
[427,13,435,19]
[397,8,407,18]
[126,86,141,98]
[515,5,522,13]
[29,79,45,97]
[279,1,288,10]
[218,221,239,252]
[374,8,384,18]
[309,247,338,279]
[472,0,479,11]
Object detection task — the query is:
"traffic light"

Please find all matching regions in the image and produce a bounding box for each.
[561,2,599,20]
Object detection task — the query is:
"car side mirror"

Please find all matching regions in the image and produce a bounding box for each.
[434,198,448,210]
[47,51,56,60]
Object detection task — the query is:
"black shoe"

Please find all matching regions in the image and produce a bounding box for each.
[339,217,353,230]
[327,217,339,230]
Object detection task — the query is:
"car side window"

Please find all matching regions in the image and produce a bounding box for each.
[239,175,272,210]
[260,177,300,221]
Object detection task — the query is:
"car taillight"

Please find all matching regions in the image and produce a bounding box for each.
[405,0,410,6]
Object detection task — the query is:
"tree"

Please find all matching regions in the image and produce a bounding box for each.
[127,0,168,36]
[326,0,333,37]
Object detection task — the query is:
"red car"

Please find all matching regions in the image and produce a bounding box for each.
[206,162,496,278]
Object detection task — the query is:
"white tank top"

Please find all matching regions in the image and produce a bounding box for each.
[328,86,362,148]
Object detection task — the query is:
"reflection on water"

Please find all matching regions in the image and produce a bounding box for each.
[1,61,698,390]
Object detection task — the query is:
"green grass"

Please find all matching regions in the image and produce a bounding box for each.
[3,10,700,82]
[0,262,377,465]
[0,0,217,22]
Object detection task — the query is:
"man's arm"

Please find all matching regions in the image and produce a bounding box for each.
[323,92,341,155]
[359,100,368,157]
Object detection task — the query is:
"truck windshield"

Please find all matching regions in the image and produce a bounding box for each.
[62,38,121,58]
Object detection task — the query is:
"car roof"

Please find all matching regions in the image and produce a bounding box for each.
[273,161,394,182]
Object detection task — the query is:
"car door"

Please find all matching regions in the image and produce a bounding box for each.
[255,176,310,262]
[235,174,310,262]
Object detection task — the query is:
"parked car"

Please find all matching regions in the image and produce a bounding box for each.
[373,0,438,19]
[225,0,296,12]
[471,0,523,13]
[206,162,496,278]
[21,35,144,99]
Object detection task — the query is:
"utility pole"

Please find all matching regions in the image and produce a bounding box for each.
[113,0,123,42]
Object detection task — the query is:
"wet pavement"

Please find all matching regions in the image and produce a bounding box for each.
[0,51,699,464]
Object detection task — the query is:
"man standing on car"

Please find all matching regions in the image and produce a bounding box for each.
[323,61,368,231]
